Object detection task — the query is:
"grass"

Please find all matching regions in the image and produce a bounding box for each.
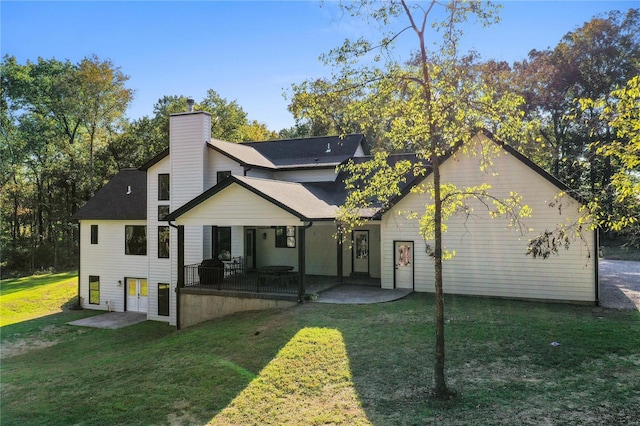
[0,271,79,327]
[2,275,640,425]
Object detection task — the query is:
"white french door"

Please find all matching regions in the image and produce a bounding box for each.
[126,278,148,313]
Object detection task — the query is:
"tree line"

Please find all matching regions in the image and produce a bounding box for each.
[1,7,638,278]
[287,7,639,251]
[1,56,277,276]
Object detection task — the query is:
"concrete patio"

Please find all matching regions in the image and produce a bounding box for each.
[68,312,147,329]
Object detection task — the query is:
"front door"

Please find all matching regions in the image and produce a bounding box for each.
[245,229,256,271]
[126,278,148,312]
[394,241,414,289]
[352,230,370,275]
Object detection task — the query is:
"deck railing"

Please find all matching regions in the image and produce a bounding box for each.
[184,257,299,295]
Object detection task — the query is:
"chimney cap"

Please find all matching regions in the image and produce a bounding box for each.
[186,98,195,112]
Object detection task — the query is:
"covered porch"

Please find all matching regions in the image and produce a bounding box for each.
[166,176,381,328]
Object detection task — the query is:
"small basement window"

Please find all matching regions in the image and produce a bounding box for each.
[158,283,170,316]
[89,275,100,305]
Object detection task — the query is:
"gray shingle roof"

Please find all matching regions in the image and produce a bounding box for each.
[208,139,275,169]
[245,133,368,168]
[209,134,368,170]
[71,169,147,221]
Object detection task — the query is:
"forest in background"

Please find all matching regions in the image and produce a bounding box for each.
[1,8,638,278]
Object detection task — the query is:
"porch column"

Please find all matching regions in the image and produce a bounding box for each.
[177,225,185,288]
[176,225,185,330]
[298,224,307,302]
[336,225,344,283]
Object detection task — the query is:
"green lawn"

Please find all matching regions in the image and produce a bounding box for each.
[1,275,639,425]
[0,271,79,327]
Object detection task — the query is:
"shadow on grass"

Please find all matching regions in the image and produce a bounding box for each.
[0,309,102,342]
[0,308,300,426]
[0,271,77,296]
[2,294,639,425]
[332,293,640,425]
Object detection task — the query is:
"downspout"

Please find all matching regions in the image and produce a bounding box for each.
[298,221,313,303]
[336,224,344,283]
[169,221,183,330]
[76,224,82,309]
[594,228,600,307]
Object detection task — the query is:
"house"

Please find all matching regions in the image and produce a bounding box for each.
[72,109,598,328]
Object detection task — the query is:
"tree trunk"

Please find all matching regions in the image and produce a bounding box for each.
[431,145,449,399]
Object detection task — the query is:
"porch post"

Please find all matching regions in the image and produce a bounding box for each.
[336,225,344,283]
[298,224,307,302]
[177,225,185,288]
[176,225,185,330]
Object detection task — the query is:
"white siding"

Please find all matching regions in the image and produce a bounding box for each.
[381,137,596,302]
[168,112,212,325]
[273,168,338,183]
[147,158,172,322]
[170,112,210,208]
[245,168,274,179]
[176,184,303,227]
[206,151,246,188]
[305,223,339,275]
[255,227,299,270]
[79,220,148,312]
[304,223,381,278]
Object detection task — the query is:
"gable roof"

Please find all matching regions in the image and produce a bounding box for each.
[166,175,357,222]
[72,169,147,221]
[148,134,368,172]
[139,148,169,171]
[242,134,369,169]
[485,131,579,199]
[373,130,582,219]
[165,152,419,223]
[208,134,369,171]
[208,139,276,169]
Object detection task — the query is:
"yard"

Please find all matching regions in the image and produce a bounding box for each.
[1,273,639,425]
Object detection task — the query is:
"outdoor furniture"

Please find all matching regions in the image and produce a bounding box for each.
[223,256,244,278]
[198,259,224,285]
[258,265,294,288]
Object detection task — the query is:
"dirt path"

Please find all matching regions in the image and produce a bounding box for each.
[599,259,640,310]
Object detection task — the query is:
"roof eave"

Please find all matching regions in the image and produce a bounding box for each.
[139,148,169,171]
[165,176,310,222]
[207,143,275,171]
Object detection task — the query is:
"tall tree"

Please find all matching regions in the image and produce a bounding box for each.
[77,55,133,195]
[512,9,640,197]
[294,1,531,398]
[1,55,132,274]
[581,76,640,245]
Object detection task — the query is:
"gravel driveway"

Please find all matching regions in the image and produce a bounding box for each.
[599,260,640,310]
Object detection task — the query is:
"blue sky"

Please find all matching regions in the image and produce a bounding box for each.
[1,1,634,131]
